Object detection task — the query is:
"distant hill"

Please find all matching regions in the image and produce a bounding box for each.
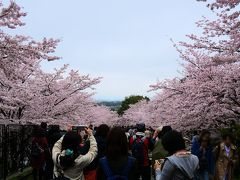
[98,101,122,111]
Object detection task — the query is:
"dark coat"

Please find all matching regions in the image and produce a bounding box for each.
[31,137,48,169]
[83,135,108,171]
[191,139,214,174]
[47,130,61,151]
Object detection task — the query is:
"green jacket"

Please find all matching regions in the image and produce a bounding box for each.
[152,139,168,162]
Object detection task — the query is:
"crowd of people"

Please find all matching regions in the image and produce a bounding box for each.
[30,122,239,180]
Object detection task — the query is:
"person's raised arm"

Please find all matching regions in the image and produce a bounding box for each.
[52,136,64,167]
[75,128,98,168]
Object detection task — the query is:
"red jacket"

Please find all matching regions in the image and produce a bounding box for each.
[31,137,48,169]
[130,134,151,167]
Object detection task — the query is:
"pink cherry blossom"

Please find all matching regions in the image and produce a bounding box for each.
[0,1,108,127]
[126,0,240,131]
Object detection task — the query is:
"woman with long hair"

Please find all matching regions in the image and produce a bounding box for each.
[97,127,138,180]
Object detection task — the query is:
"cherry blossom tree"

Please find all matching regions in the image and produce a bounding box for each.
[0,1,102,126]
[23,65,101,125]
[150,64,240,131]
[77,104,119,126]
[125,0,240,131]
[175,0,240,129]
[123,100,154,127]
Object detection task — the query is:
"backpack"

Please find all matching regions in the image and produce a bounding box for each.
[31,142,44,158]
[99,156,135,180]
[131,136,145,166]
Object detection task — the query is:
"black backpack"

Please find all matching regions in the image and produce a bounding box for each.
[132,136,145,166]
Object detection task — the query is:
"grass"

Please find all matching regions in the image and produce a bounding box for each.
[6,167,32,180]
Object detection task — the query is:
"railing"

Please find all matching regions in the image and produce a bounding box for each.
[0,124,6,180]
[0,124,36,180]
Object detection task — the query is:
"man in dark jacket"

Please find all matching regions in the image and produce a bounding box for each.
[83,124,110,179]
[45,125,61,180]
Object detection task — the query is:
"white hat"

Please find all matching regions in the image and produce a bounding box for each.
[157,126,163,132]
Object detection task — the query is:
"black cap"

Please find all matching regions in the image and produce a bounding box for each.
[136,123,146,132]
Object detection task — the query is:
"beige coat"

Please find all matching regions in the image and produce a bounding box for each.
[214,142,238,180]
[52,134,98,180]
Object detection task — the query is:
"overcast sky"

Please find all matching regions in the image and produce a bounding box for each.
[10,0,213,100]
